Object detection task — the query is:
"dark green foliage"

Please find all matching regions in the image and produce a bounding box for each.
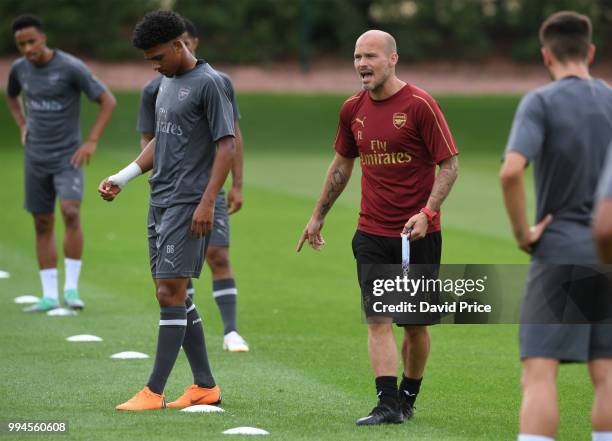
[0,0,610,62]
[0,0,153,59]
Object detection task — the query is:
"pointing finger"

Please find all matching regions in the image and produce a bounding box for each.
[296,231,307,252]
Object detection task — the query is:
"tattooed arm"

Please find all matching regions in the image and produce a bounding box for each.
[402,155,459,240]
[426,156,459,211]
[296,153,356,251]
[318,154,354,217]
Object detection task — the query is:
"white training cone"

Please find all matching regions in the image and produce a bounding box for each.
[110,351,149,359]
[14,295,39,304]
[181,405,224,413]
[47,308,77,317]
[223,427,269,435]
[66,334,103,342]
[0,270,10,279]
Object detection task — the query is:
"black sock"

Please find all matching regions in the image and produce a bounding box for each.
[375,376,398,409]
[183,296,216,388]
[212,278,237,335]
[146,306,187,394]
[186,279,195,300]
[399,375,422,407]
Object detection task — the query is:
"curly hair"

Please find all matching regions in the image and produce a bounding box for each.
[12,14,43,33]
[132,10,186,50]
[183,17,198,38]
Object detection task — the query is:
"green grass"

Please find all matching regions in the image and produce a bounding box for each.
[0,92,593,440]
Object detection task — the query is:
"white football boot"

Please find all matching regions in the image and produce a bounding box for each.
[223,331,249,352]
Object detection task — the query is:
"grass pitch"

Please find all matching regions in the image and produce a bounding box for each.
[0,92,594,440]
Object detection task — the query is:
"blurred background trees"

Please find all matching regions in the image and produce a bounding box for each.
[0,0,610,63]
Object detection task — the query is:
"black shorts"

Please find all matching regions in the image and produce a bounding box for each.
[351,230,442,265]
[351,230,442,325]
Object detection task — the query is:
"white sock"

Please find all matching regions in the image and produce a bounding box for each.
[593,432,612,441]
[518,435,555,441]
[40,268,58,300]
[64,258,82,291]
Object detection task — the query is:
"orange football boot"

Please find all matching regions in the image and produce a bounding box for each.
[167,384,221,409]
[115,387,166,411]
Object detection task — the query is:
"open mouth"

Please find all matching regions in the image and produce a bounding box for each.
[360,71,373,81]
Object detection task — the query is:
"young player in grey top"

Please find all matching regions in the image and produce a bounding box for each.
[500,11,612,441]
[594,144,612,263]
[99,10,235,412]
[137,19,248,352]
[5,14,116,313]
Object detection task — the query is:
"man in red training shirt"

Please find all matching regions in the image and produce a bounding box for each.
[297,29,459,426]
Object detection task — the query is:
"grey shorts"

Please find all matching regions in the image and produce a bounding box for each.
[147,204,210,279]
[520,324,612,362]
[24,160,83,214]
[520,264,612,361]
[210,190,230,248]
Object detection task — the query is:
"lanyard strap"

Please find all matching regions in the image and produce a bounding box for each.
[401,233,410,277]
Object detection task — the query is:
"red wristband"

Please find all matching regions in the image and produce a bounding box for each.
[420,207,438,224]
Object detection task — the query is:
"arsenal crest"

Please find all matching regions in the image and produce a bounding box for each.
[48,72,61,85]
[393,112,407,129]
[178,87,191,101]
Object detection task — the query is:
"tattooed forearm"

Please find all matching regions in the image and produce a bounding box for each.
[314,154,355,219]
[426,156,459,211]
[320,168,347,216]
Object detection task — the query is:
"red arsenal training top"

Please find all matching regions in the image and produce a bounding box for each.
[334,83,458,237]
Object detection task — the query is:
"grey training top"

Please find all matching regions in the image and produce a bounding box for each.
[138,70,240,134]
[6,49,107,170]
[150,61,235,207]
[597,143,612,201]
[505,76,612,263]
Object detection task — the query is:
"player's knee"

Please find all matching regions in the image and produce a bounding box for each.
[404,325,428,340]
[593,376,612,397]
[368,323,393,336]
[33,214,54,236]
[520,371,549,392]
[155,283,181,307]
[60,204,80,229]
[521,361,556,390]
[590,363,612,392]
[207,247,230,272]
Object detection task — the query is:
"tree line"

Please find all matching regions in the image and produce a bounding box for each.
[1,0,609,63]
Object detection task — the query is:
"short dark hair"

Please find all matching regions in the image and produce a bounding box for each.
[183,17,198,38]
[12,14,43,33]
[132,10,186,50]
[539,11,592,62]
